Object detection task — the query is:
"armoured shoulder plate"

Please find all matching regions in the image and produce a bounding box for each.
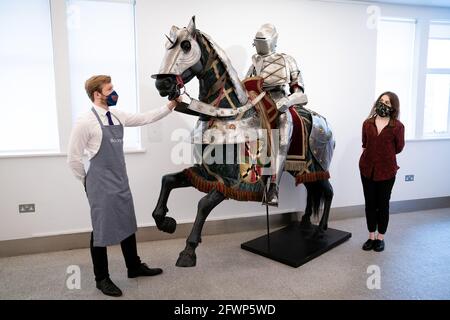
[282,54,304,91]
[309,113,335,171]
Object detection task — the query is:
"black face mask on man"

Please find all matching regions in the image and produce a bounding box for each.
[101,91,119,107]
[375,101,392,117]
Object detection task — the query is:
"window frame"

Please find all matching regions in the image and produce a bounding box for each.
[376,17,417,139]
[0,0,142,157]
[56,0,141,153]
[421,20,450,138]
[376,15,450,141]
[0,0,61,155]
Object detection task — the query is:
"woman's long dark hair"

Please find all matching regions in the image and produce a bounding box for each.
[367,91,400,120]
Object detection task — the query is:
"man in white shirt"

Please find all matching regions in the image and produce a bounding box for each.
[67,75,178,297]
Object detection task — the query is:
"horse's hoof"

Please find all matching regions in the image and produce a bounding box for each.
[152,206,168,224]
[299,219,312,229]
[176,251,196,267]
[312,228,325,239]
[160,217,177,234]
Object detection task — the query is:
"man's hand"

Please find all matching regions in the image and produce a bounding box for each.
[167,96,182,110]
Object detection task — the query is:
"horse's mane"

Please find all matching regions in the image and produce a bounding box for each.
[198,30,249,106]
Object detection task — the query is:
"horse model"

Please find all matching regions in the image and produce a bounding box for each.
[151,17,335,267]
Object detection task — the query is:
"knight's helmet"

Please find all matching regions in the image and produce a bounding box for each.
[253,23,278,55]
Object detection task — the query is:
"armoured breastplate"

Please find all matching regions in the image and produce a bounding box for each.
[255,53,290,90]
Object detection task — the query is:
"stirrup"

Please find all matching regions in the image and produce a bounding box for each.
[261,181,279,207]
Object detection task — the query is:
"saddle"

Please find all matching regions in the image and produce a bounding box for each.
[242,77,308,173]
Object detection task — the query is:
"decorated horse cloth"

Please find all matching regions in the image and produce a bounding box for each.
[182,142,266,202]
[182,78,330,201]
[289,106,331,186]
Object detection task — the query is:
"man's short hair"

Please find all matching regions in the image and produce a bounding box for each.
[85,75,111,102]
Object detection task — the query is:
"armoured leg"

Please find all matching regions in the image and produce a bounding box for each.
[265,111,293,206]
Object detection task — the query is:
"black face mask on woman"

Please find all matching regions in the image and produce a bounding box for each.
[375,101,392,117]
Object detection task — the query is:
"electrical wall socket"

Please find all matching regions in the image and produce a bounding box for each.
[405,175,415,182]
[19,204,35,213]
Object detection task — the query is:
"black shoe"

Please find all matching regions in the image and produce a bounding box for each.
[128,263,163,278]
[373,239,385,252]
[96,278,122,297]
[264,183,279,207]
[362,239,375,251]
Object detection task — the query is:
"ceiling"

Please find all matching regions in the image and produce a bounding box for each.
[351,0,450,8]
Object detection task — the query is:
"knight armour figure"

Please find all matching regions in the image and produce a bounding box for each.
[246,23,308,206]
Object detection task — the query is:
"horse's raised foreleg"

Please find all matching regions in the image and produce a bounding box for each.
[176,189,226,267]
[152,171,192,234]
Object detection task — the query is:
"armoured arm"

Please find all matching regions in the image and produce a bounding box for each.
[274,54,307,112]
[275,92,308,112]
[284,54,305,93]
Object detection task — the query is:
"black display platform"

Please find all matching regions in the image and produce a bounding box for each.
[241,222,352,268]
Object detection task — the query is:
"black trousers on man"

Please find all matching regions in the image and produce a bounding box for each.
[90,232,141,282]
[361,174,396,234]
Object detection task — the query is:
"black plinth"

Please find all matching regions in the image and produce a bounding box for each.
[241,222,352,268]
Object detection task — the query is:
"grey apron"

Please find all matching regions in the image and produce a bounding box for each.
[86,107,137,247]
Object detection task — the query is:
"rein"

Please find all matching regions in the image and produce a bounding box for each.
[175,33,265,119]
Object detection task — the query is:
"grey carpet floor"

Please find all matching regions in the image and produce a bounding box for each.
[1,208,449,300]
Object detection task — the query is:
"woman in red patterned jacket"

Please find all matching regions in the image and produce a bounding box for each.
[359,91,405,252]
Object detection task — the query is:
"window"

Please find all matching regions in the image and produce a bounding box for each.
[375,18,416,138]
[423,22,450,136]
[376,17,450,139]
[66,0,140,149]
[0,0,59,154]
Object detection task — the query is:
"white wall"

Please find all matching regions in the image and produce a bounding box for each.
[1,0,450,241]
